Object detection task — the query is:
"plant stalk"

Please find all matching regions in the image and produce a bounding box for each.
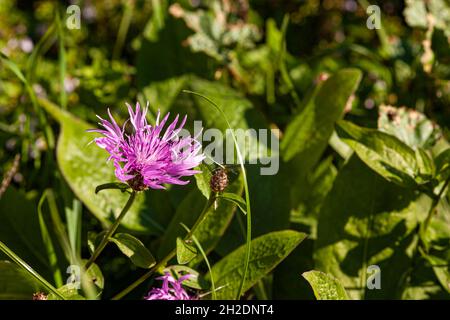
[111,195,215,300]
[85,191,136,270]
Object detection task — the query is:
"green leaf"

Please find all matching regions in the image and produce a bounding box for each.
[302,270,349,300]
[87,231,106,255]
[281,68,362,163]
[0,188,51,277]
[109,233,156,269]
[186,80,287,239]
[423,254,450,294]
[0,241,65,299]
[194,163,213,199]
[314,156,431,299]
[136,16,212,88]
[208,230,306,299]
[176,237,198,265]
[415,148,435,184]
[404,0,450,38]
[38,98,166,234]
[85,261,104,294]
[140,75,189,115]
[404,0,428,28]
[435,148,450,183]
[378,105,442,150]
[158,175,243,262]
[0,261,41,300]
[290,157,337,238]
[187,78,272,163]
[47,284,86,300]
[337,120,421,188]
[179,223,217,299]
[401,255,449,299]
[272,240,315,300]
[217,193,247,215]
[37,191,63,288]
[428,0,450,39]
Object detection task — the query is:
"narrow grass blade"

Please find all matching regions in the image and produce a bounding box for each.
[113,0,135,60]
[56,11,67,109]
[0,240,65,300]
[0,53,55,150]
[182,90,252,300]
[38,192,64,288]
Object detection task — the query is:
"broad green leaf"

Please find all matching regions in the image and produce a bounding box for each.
[404,0,450,38]
[435,148,450,183]
[0,261,41,300]
[0,240,65,299]
[145,76,285,238]
[85,261,104,294]
[281,68,362,163]
[290,157,337,238]
[402,253,450,299]
[217,193,247,215]
[136,16,212,88]
[337,120,421,188]
[87,231,106,255]
[302,270,349,300]
[142,0,167,41]
[281,70,361,234]
[272,240,315,300]
[314,156,431,299]
[169,2,260,62]
[215,164,293,256]
[56,261,103,299]
[415,148,435,184]
[185,79,285,238]
[0,188,50,278]
[423,254,450,294]
[38,98,168,235]
[142,76,272,163]
[140,75,189,115]
[188,77,273,163]
[428,0,450,39]
[208,230,306,299]
[404,0,428,28]
[194,163,213,199]
[378,105,442,150]
[109,233,156,269]
[176,237,198,265]
[158,175,243,261]
[157,189,205,258]
[47,284,86,300]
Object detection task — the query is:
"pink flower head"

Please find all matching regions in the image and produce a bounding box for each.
[89,102,204,191]
[145,272,194,300]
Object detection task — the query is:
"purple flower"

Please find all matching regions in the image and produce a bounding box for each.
[145,272,194,300]
[90,102,204,191]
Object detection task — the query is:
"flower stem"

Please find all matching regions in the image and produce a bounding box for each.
[111,195,215,300]
[112,250,174,300]
[85,191,136,270]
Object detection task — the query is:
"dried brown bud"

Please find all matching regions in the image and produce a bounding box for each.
[210,168,229,193]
